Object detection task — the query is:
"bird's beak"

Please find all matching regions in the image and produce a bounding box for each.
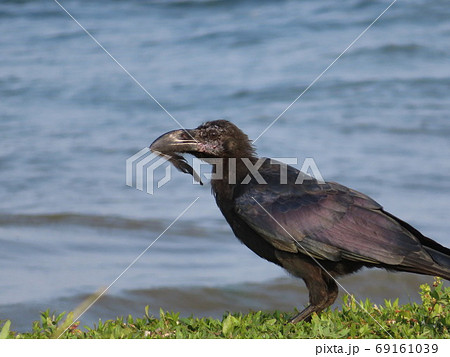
[149,129,203,185]
[149,129,198,154]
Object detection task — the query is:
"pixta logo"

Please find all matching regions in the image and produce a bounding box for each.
[126,148,172,194]
[126,148,325,195]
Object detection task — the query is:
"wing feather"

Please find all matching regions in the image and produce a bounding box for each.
[234,164,426,265]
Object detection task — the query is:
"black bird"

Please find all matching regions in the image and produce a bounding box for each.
[150,120,450,323]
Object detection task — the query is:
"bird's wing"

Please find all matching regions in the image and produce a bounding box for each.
[234,174,424,265]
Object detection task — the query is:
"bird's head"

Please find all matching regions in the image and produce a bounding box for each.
[150,120,255,159]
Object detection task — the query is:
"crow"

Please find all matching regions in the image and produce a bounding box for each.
[150,120,450,323]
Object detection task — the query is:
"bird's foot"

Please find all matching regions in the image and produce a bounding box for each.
[288,305,316,324]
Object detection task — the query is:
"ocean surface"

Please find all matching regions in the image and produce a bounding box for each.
[1,0,449,332]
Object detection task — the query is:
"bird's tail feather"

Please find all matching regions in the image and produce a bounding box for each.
[423,246,450,280]
[385,211,450,280]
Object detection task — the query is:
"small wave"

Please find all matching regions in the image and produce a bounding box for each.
[353,43,428,56]
[44,31,85,41]
[0,213,165,231]
[142,0,236,8]
[327,76,450,90]
[228,77,450,103]
[386,126,450,137]
[0,212,218,238]
[338,123,450,139]
[0,7,61,19]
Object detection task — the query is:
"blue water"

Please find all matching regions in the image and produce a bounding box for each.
[0,0,449,332]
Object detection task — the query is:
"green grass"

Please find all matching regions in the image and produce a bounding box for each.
[1,278,449,339]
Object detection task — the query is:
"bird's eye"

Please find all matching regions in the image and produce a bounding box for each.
[206,129,218,139]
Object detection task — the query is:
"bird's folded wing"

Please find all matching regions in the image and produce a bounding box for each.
[235,181,423,265]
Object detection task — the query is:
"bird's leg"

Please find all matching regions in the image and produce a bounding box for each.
[324,278,339,307]
[289,275,339,323]
[274,251,340,323]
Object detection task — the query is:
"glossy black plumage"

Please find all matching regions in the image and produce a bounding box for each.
[150,120,450,322]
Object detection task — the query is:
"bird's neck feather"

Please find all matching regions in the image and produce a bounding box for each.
[211,156,258,201]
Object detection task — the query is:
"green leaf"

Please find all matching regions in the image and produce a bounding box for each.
[222,315,238,336]
[0,320,11,339]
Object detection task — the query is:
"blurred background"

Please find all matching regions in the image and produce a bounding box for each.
[0,0,449,332]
